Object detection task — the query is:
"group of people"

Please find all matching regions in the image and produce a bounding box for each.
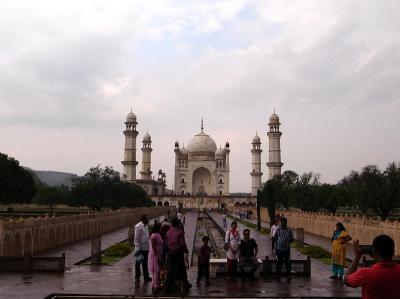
[134,214,191,293]
[270,216,400,299]
[224,221,259,280]
[135,212,400,299]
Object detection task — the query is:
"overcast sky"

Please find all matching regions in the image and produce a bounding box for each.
[1,0,399,192]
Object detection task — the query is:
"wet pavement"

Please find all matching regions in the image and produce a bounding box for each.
[0,211,361,299]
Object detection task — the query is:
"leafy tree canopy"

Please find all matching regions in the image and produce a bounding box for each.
[0,152,36,204]
[70,165,151,210]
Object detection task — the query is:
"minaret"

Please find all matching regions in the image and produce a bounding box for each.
[251,132,263,196]
[122,110,138,183]
[174,140,180,193]
[224,140,230,193]
[140,131,152,180]
[267,111,283,179]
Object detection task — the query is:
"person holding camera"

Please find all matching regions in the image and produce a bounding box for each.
[330,222,352,280]
[345,234,400,299]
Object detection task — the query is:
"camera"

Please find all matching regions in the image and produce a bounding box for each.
[359,245,374,255]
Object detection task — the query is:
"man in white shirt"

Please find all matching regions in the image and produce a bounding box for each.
[134,215,151,284]
[270,220,280,252]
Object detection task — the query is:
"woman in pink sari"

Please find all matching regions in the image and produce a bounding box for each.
[148,223,163,292]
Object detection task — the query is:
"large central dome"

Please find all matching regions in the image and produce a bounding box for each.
[187,131,217,154]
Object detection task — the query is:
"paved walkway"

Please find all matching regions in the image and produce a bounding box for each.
[0,211,362,298]
[134,211,361,298]
[0,215,166,299]
[183,210,199,263]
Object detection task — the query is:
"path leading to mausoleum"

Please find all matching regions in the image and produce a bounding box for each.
[0,210,361,299]
[133,211,361,298]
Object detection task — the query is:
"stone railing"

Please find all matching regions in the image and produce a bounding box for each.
[0,207,169,256]
[229,207,400,256]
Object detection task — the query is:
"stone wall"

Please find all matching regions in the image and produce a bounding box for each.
[0,207,168,256]
[151,195,255,209]
[231,207,400,256]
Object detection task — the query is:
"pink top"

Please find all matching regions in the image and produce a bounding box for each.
[165,226,186,252]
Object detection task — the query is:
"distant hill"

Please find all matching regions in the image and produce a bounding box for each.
[24,167,79,187]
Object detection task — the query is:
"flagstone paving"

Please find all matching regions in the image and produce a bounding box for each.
[0,210,361,299]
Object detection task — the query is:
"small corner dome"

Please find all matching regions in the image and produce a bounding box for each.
[143,132,151,142]
[269,113,279,124]
[216,147,225,156]
[126,112,137,122]
[180,147,189,155]
[253,134,261,143]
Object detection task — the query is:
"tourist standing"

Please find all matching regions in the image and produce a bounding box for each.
[345,235,400,299]
[165,217,192,292]
[225,221,241,279]
[273,217,293,279]
[197,236,211,287]
[148,223,163,292]
[270,220,280,252]
[239,229,258,280]
[331,222,352,280]
[134,215,152,284]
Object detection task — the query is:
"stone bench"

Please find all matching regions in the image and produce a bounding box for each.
[262,255,311,276]
[209,258,262,278]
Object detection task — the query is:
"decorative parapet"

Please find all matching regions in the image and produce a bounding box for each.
[0,207,168,257]
[229,206,400,256]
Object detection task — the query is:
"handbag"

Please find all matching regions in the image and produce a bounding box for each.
[134,250,144,264]
[223,231,231,251]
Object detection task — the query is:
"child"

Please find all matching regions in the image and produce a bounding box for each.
[197,236,211,287]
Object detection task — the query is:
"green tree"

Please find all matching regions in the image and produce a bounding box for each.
[314,183,345,213]
[70,165,151,210]
[340,163,400,219]
[260,176,284,227]
[292,172,321,211]
[376,163,400,219]
[34,184,71,215]
[0,152,36,204]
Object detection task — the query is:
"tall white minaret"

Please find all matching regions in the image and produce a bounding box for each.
[267,111,283,179]
[140,131,152,180]
[251,132,263,196]
[224,140,230,193]
[122,110,138,182]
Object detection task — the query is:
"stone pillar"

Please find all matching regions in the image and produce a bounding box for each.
[91,235,102,264]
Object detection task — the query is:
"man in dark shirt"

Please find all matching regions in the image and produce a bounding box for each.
[197,236,211,286]
[239,229,258,280]
[272,217,294,279]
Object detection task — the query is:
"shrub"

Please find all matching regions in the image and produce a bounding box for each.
[104,243,132,257]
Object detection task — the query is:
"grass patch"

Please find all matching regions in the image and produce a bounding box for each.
[104,242,133,257]
[101,255,122,264]
[292,242,332,265]
[298,245,331,259]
